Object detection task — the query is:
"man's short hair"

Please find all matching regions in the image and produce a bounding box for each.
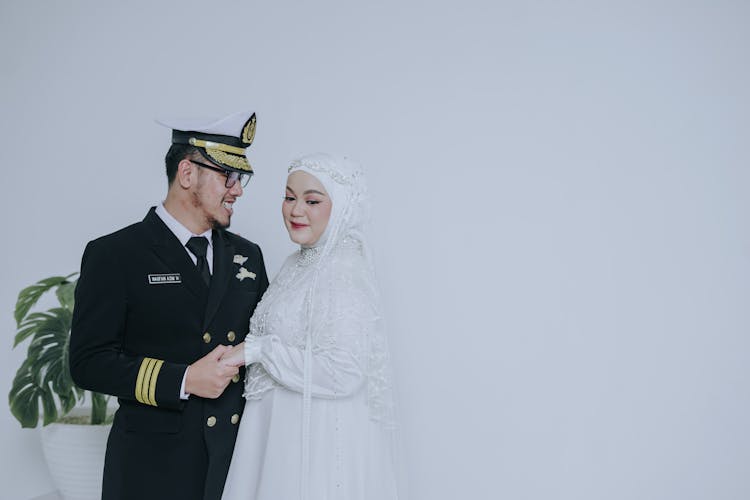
[165,144,201,185]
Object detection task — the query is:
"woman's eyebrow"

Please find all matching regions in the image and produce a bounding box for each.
[303,189,326,196]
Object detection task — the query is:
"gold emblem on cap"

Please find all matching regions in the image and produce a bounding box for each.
[241,114,256,146]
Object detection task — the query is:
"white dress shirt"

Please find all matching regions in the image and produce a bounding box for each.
[155,203,214,273]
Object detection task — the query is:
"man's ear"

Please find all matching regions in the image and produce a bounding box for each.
[176,158,194,189]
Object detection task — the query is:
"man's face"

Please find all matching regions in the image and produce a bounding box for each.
[190,162,244,230]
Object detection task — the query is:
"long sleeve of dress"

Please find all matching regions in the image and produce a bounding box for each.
[244,330,365,398]
[244,255,378,399]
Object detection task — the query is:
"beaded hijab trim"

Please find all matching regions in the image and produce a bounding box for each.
[289,157,359,186]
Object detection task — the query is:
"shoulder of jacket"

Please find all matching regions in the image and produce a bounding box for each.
[223,230,262,252]
[86,220,146,250]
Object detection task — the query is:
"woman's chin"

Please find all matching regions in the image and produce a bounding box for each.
[288,233,310,247]
[287,226,321,247]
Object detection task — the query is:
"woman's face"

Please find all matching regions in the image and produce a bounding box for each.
[282,170,333,247]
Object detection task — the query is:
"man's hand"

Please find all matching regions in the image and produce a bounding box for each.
[219,342,246,368]
[185,345,239,399]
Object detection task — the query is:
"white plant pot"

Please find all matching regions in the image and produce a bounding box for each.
[39,416,111,500]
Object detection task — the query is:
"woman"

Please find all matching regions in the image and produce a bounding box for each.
[221,153,399,500]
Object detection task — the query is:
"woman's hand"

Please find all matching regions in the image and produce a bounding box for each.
[220,342,246,367]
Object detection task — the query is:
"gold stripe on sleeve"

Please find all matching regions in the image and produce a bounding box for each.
[135,357,165,406]
[135,358,151,404]
[148,359,164,406]
[140,358,157,406]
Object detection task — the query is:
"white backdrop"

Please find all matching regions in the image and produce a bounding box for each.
[1,1,749,499]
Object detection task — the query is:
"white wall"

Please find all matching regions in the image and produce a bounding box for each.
[1,1,749,499]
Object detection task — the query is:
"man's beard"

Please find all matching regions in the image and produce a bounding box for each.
[191,190,230,230]
[209,215,230,230]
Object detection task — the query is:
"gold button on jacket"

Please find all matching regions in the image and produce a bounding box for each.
[227,331,236,342]
[231,414,240,424]
[203,332,212,343]
[232,374,240,383]
[207,416,217,427]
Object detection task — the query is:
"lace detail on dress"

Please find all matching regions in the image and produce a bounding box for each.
[243,244,395,425]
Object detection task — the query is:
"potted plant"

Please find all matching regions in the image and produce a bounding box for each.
[9,273,111,499]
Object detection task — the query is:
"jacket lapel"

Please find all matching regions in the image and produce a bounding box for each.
[203,229,234,330]
[143,208,207,301]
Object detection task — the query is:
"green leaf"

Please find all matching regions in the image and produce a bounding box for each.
[9,393,40,428]
[56,280,77,313]
[40,388,59,426]
[14,274,75,327]
[91,392,109,425]
[9,363,46,428]
[74,385,86,402]
[10,306,75,426]
[57,389,78,415]
[15,312,56,347]
[15,307,71,347]
[59,332,77,397]
[9,272,107,427]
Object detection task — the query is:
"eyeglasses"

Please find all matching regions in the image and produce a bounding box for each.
[190,160,251,188]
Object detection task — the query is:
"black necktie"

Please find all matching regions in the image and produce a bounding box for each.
[186,236,211,287]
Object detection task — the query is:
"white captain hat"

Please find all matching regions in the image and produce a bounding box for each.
[156,111,256,175]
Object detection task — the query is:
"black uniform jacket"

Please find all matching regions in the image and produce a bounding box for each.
[70,207,268,500]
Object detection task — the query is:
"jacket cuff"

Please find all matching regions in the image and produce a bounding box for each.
[135,357,187,410]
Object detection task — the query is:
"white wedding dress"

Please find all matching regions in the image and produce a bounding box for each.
[222,154,399,500]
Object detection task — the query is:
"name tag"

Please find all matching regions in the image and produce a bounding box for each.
[148,273,182,285]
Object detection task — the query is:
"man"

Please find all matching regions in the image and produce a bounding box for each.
[69,111,268,500]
